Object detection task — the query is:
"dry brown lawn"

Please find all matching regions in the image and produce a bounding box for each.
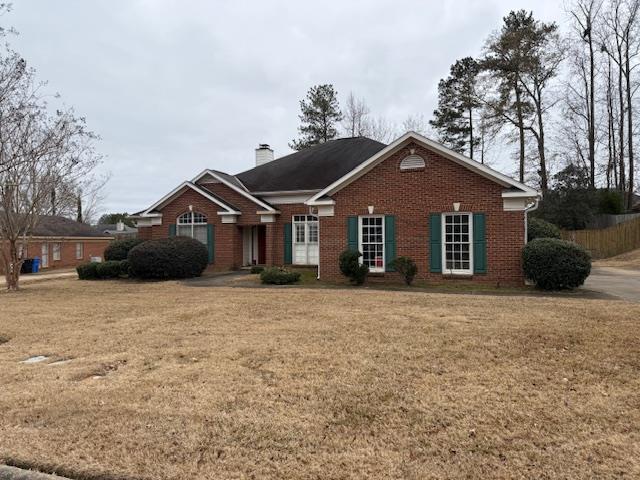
[0,279,639,480]
[595,248,640,270]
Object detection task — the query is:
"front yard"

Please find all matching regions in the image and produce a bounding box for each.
[0,279,639,479]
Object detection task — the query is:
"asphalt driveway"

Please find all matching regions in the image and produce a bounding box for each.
[583,266,640,303]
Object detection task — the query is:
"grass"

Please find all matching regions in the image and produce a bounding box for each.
[595,248,640,270]
[1,279,639,479]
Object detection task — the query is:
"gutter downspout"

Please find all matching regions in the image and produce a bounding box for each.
[524,198,540,244]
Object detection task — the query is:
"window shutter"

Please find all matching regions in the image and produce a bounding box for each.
[207,224,215,264]
[429,213,442,273]
[347,216,358,251]
[473,213,487,274]
[384,215,396,272]
[168,224,176,237]
[284,223,292,264]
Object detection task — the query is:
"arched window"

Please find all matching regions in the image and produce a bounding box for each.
[399,154,425,171]
[177,211,208,244]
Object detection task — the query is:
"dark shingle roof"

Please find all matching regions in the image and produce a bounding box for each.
[32,216,112,238]
[235,137,386,192]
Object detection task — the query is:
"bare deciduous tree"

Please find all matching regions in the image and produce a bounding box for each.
[342,92,370,137]
[0,48,101,291]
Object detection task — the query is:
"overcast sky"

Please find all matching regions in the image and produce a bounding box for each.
[10,0,566,216]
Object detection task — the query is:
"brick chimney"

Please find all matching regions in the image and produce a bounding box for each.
[255,144,274,166]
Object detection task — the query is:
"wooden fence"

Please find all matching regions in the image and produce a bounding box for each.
[561,216,640,259]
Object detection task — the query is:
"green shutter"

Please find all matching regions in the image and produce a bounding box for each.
[207,224,215,264]
[347,216,358,251]
[429,213,442,273]
[473,213,487,274]
[384,215,396,272]
[284,223,292,264]
[168,224,176,237]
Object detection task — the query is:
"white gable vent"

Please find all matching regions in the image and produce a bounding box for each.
[399,154,425,171]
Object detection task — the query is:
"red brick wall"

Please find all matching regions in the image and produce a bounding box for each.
[318,143,526,286]
[20,239,111,271]
[137,185,310,270]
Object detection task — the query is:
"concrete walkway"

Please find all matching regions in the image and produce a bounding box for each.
[0,270,77,288]
[0,465,70,480]
[583,266,640,303]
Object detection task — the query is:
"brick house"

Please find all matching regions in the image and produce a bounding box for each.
[16,216,113,270]
[133,132,540,285]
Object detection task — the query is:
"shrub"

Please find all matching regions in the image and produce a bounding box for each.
[527,217,561,241]
[76,262,99,280]
[96,260,125,279]
[104,238,144,261]
[119,259,131,277]
[339,249,369,285]
[127,237,208,279]
[391,256,418,285]
[250,265,264,274]
[260,267,301,285]
[599,189,625,215]
[522,238,591,290]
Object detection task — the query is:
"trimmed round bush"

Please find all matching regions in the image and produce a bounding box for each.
[250,265,265,274]
[528,217,561,241]
[260,267,301,285]
[391,256,418,285]
[127,237,208,279]
[96,260,125,279]
[339,249,369,285]
[104,238,144,261]
[523,238,591,290]
[76,262,99,280]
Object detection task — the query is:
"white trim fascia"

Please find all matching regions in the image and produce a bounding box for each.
[28,236,114,241]
[306,131,540,205]
[193,169,277,212]
[217,211,242,216]
[307,198,336,206]
[502,190,540,198]
[130,212,162,219]
[140,181,238,215]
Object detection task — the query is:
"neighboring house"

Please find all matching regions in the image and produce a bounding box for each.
[132,132,540,285]
[19,216,113,270]
[95,221,138,239]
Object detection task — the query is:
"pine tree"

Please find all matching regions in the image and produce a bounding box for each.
[290,84,342,150]
[430,57,481,159]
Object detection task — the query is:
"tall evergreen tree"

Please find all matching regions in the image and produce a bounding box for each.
[290,84,342,150]
[430,57,481,159]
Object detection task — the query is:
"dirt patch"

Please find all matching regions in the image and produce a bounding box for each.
[0,278,639,479]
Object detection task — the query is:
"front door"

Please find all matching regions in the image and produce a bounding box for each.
[257,226,266,265]
[293,215,319,265]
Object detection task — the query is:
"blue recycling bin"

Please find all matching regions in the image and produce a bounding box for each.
[32,257,40,273]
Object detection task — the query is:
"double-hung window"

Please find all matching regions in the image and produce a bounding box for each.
[442,213,472,274]
[177,212,208,244]
[76,242,84,260]
[292,214,318,265]
[359,216,385,272]
[52,243,61,261]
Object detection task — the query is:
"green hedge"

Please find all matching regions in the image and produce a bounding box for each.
[250,265,265,274]
[104,238,144,261]
[522,238,591,290]
[391,256,418,285]
[77,260,129,280]
[527,217,561,241]
[127,237,208,280]
[260,267,301,285]
[339,249,369,285]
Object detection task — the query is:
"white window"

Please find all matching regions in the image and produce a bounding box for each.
[17,244,25,259]
[359,216,385,272]
[292,214,318,265]
[442,213,473,274]
[76,242,84,260]
[177,212,208,244]
[52,243,61,261]
[41,244,49,268]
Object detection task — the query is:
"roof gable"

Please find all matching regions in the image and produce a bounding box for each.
[306,132,540,205]
[138,181,241,216]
